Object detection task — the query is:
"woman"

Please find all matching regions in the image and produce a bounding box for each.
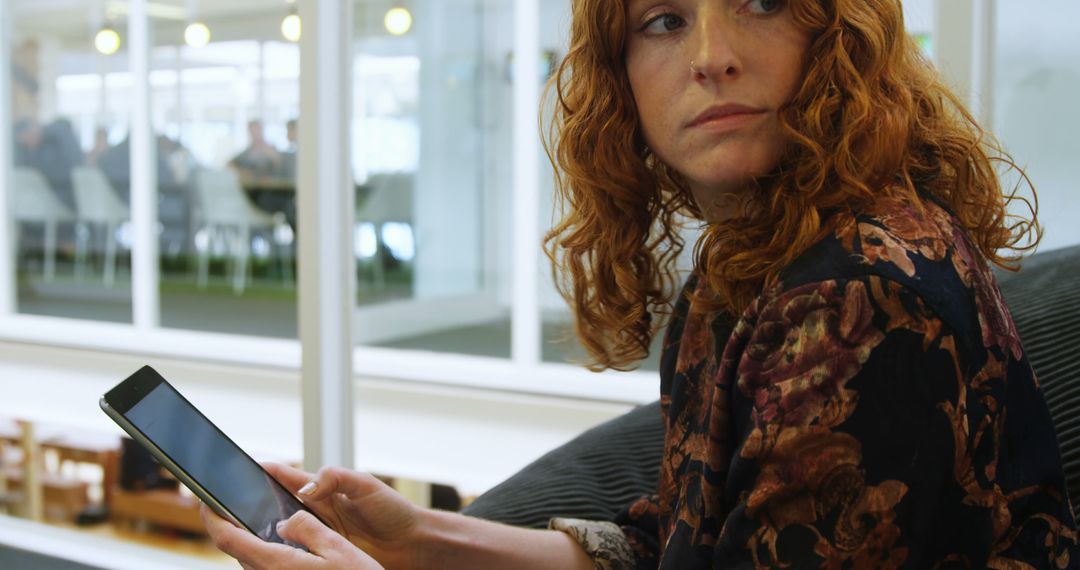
[204,0,1078,567]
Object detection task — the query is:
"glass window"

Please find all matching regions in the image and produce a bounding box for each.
[152,7,300,338]
[538,0,587,367]
[537,0,670,370]
[993,0,1080,252]
[351,0,514,359]
[902,0,935,57]
[7,1,133,323]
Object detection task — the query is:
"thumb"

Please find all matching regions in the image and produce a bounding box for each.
[276,510,348,555]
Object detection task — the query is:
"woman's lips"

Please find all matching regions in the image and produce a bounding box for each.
[686,104,768,132]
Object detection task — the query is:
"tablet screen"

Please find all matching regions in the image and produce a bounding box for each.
[125,381,304,544]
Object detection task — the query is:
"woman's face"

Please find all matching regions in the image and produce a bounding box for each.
[624,0,810,220]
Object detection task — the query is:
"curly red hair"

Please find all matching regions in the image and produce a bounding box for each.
[544,0,1039,371]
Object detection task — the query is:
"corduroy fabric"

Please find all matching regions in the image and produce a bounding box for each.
[998,245,1080,521]
[462,401,664,528]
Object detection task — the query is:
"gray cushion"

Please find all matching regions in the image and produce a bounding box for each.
[462,400,663,528]
[997,245,1080,520]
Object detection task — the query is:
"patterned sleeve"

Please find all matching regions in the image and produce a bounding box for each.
[549,493,661,570]
[713,276,1076,567]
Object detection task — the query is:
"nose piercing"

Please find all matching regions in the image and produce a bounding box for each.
[690,60,697,74]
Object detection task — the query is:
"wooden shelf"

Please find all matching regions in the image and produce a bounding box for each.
[1,466,90,522]
[110,488,206,535]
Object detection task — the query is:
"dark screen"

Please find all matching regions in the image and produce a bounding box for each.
[125,382,304,544]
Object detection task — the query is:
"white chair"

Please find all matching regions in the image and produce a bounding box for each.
[12,168,75,282]
[191,167,291,295]
[71,166,130,287]
[356,173,414,290]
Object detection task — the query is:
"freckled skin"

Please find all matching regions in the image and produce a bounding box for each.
[623,0,810,221]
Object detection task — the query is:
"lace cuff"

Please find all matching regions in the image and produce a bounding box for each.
[549,517,636,570]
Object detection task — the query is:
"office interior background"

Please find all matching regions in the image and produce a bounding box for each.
[0,0,1077,567]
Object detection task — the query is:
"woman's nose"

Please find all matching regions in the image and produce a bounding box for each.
[688,9,742,83]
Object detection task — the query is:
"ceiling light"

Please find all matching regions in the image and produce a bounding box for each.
[281,10,301,43]
[384,7,412,36]
[184,21,211,48]
[94,26,121,56]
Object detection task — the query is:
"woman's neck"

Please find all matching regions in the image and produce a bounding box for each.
[690,185,752,225]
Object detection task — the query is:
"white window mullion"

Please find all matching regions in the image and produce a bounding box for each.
[298,0,355,472]
[934,0,997,128]
[974,0,997,130]
[0,0,14,315]
[129,0,160,328]
[511,0,542,367]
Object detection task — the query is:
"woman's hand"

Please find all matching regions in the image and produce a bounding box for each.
[201,503,384,570]
[204,463,426,568]
[203,462,593,570]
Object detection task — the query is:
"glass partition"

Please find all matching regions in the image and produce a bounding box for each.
[993,0,1080,252]
[7,0,133,322]
[537,0,670,370]
[152,5,300,338]
[537,0,584,367]
[351,0,514,358]
[902,0,935,57]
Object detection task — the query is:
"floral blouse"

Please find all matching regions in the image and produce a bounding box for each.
[553,191,1078,568]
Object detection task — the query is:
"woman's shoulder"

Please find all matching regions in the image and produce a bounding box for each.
[770,188,1019,360]
[778,188,956,287]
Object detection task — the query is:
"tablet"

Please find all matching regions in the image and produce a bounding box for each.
[100,365,322,547]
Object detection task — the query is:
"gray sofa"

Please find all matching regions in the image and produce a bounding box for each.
[464,244,1080,527]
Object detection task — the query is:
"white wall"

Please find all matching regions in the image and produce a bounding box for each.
[903,0,935,35]
[993,0,1080,253]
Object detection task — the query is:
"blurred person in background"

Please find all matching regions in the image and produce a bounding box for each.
[280,118,299,182]
[14,117,82,210]
[97,133,187,204]
[230,120,282,184]
[85,127,111,167]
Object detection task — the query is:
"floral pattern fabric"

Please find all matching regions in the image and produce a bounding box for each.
[558,191,1078,568]
[549,518,637,570]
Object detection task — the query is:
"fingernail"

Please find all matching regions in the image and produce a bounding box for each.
[276,520,286,535]
[298,481,318,495]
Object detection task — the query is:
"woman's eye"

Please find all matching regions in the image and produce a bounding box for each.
[641,13,686,35]
[744,0,785,15]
